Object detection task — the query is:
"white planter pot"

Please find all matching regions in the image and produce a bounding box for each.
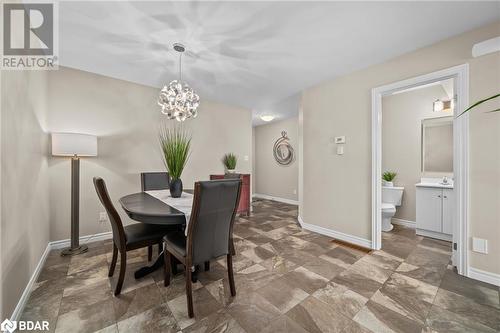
[226,169,236,174]
[382,180,394,187]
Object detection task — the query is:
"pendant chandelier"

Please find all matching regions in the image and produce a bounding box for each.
[158,43,200,121]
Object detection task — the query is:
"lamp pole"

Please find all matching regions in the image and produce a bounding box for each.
[61,155,88,256]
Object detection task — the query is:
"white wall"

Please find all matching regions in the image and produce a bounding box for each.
[382,85,452,222]
[47,67,253,241]
[300,21,500,275]
[254,117,298,201]
[1,70,50,318]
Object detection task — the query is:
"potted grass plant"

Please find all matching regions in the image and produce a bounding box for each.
[382,171,397,187]
[222,153,237,173]
[458,93,499,116]
[159,124,191,198]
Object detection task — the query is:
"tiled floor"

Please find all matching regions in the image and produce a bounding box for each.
[22,200,500,333]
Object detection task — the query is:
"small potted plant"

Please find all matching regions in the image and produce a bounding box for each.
[382,171,397,187]
[159,124,191,198]
[222,153,237,174]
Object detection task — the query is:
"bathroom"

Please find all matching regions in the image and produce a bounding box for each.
[381,78,455,249]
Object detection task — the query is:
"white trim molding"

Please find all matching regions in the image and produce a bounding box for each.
[371,64,469,277]
[416,229,452,242]
[253,193,299,206]
[49,231,112,250]
[472,36,500,58]
[298,216,372,249]
[469,267,500,287]
[10,243,51,322]
[391,218,416,229]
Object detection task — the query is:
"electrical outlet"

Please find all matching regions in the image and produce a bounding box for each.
[99,212,108,224]
[293,189,297,195]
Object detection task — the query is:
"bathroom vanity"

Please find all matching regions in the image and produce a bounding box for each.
[415,179,454,241]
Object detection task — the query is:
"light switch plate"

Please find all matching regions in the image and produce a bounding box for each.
[337,146,344,155]
[472,237,488,254]
[335,136,346,144]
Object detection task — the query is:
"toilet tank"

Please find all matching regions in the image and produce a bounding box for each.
[382,186,404,206]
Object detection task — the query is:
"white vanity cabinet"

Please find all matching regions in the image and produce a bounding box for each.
[416,184,454,241]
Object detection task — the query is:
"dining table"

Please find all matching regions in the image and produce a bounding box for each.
[119,190,193,279]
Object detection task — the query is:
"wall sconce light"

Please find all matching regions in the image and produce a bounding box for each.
[433,99,453,112]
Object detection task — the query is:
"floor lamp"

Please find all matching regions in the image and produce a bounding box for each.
[52,133,98,256]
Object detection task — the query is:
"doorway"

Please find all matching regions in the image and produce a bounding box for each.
[371,64,469,276]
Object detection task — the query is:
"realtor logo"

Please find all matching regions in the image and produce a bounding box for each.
[1,319,17,333]
[1,2,58,69]
[1,318,49,332]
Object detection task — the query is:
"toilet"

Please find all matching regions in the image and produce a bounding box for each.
[382,186,404,232]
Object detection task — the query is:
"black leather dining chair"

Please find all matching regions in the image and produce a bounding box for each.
[141,172,170,191]
[163,179,241,318]
[93,177,175,295]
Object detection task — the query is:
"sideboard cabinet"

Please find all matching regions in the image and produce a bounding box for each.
[210,174,250,216]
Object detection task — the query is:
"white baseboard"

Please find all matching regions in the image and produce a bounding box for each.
[298,216,372,249]
[416,228,452,242]
[49,231,112,250]
[10,231,113,321]
[468,267,500,287]
[253,193,299,206]
[391,218,416,228]
[10,243,51,322]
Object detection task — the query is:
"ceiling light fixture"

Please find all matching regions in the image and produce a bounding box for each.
[158,43,200,121]
[260,115,275,122]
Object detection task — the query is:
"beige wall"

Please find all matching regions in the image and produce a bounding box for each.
[252,127,256,193]
[1,70,50,318]
[382,85,452,222]
[254,117,298,201]
[301,21,500,274]
[47,67,252,241]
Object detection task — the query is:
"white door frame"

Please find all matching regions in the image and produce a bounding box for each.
[371,64,469,276]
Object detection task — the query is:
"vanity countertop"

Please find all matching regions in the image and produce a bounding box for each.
[415,182,453,189]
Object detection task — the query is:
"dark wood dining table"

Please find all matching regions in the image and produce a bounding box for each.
[119,191,187,279]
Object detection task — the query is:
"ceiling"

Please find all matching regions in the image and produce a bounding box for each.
[59,1,499,125]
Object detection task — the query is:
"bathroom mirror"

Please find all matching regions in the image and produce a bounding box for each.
[421,116,453,173]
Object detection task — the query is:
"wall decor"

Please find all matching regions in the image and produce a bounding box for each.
[273,131,295,165]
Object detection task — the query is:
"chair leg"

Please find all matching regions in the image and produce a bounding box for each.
[204,261,210,271]
[171,257,178,275]
[227,254,236,297]
[108,244,118,277]
[230,239,236,256]
[114,251,126,296]
[147,246,152,261]
[158,242,163,255]
[185,266,194,318]
[163,250,171,287]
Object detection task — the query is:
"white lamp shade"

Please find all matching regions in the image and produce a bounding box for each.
[51,133,98,157]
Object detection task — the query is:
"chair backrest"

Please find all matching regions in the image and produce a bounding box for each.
[93,177,126,249]
[141,172,170,191]
[223,173,242,179]
[186,179,241,265]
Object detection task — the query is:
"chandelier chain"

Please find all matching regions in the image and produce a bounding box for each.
[179,51,182,82]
